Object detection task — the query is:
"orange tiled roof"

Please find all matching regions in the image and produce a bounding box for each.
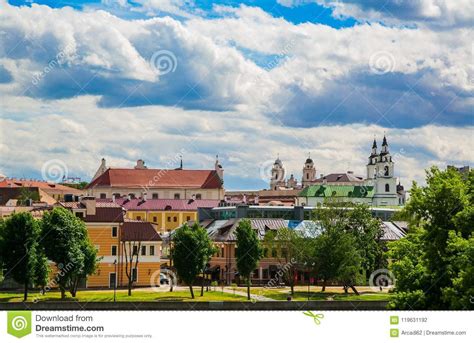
[87,168,223,189]
[0,178,82,193]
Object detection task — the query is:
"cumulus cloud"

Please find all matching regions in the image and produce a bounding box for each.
[1,95,472,189]
[278,0,474,28]
[0,1,472,188]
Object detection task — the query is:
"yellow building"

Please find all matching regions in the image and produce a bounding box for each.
[114,198,220,233]
[61,197,162,288]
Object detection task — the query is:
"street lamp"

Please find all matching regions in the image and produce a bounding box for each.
[113,259,117,302]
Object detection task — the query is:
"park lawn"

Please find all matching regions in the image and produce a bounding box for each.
[244,287,392,301]
[0,289,247,303]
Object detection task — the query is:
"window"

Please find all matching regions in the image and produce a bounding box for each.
[384,166,389,176]
[306,173,309,179]
[153,216,157,222]
[111,245,117,256]
[173,217,177,222]
[262,269,269,279]
[253,269,259,279]
[221,247,225,257]
[167,216,171,222]
[133,245,138,255]
[132,268,137,282]
[152,193,159,199]
[112,227,118,237]
[332,191,337,196]
[174,193,180,199]
[75,212,84,218]
[263,247,269,258]
[129,193,136,199]
[195,194,202,200]
[141,246,146,256]
[136,215,142,221]
[113,193,121,198]
[186,216,191,221]
[385,184,390,192]
[281,248,288,258]
[150,246,155,256]
[100,193,107,199]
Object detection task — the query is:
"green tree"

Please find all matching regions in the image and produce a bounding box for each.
[235,219,264,300]
[264,227,306,295]
[312,202,367,293]
[388,167,474,310]
[344,204,386,278]
[172,223,215,299]
[0,212,48,301]
[41,207,97,299]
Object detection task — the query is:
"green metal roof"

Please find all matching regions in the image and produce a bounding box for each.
[299,185,374,198]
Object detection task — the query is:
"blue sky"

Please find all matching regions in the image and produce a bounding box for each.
[0,0,473,189]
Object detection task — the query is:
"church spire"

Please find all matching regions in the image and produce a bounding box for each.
[380,135,389,155]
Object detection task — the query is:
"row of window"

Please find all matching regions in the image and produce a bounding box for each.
[135,215,192,222]
[214,247,288,259]
[100,193,203,200]
[108,245,155,256]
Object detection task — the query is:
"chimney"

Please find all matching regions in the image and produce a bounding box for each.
[135,159,146,169]
[81,196,96,216]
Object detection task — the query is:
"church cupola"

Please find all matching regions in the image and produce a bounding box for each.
[302,153,316,187]
[270,155,286,190]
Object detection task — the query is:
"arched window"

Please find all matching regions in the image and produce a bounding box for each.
[384,166,389,176]
[385,184,390,192]
[306,173,309,179]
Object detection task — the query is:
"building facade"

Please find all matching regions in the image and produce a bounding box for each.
[268,135,405,206]
[87,158,225,201]
[61,197,162,288]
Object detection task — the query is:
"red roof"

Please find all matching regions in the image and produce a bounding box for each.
[0,178,82,193]
[60,202,124,223]
[314,173,365,183]
[87,168,223,189]
[121,220,161,241]
[114,198,220,211]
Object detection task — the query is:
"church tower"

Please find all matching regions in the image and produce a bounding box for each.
[215,155,224,184]
[302,154,316,187]
[366,138,378,179]
[373,135,398,205]
[270,156,286,190]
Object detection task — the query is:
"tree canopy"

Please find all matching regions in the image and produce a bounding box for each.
[235,219,263,300]
[172,222,216,299]
[388,167,474,310]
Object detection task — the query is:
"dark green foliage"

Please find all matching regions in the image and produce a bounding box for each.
[0,212,48,301]
[41,207,98,298]
[172,223,216,299]
[235,219,263,300]
[312,202,384,292]
[388,167,474,309]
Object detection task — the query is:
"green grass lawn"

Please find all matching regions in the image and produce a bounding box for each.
[244,287,392,301]
[0,289,246,303]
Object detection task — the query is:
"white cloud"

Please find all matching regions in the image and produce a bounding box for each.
[1,95,472,189]
[278,0,474,28]
[0,1,472,190]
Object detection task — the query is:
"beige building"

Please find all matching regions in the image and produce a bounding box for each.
[87,158,225,201]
